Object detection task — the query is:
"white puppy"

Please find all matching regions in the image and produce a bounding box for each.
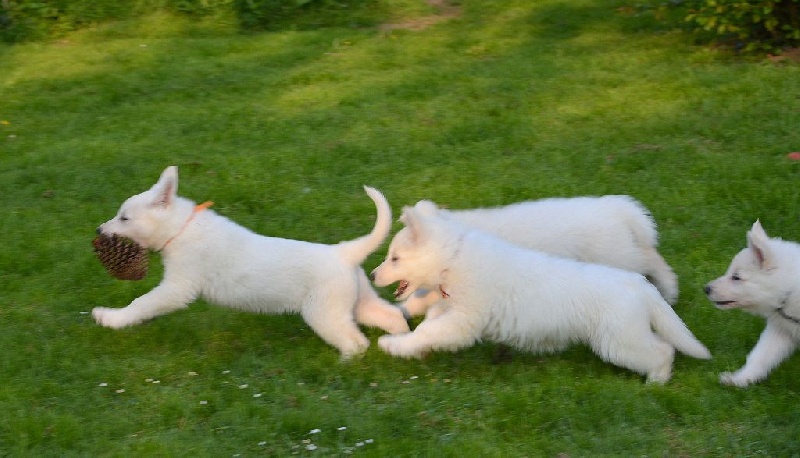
[705,221,800,387]
[92,166,409,358]
[371,201,710,383]
[399,196,678,317]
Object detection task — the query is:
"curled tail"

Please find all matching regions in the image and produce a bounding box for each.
[647,291,711,359]
[336,186,392,266]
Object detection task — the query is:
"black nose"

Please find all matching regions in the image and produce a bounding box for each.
[96,227,102,235]
[703,285,712,295]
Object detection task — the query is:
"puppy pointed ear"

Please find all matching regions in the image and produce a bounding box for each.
[747,220,773,269]
[400,206,425,244]
[151,166,179,208]
[414,200,439,216]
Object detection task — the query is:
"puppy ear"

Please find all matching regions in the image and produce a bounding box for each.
[414,200,439,216]
[400,206,425,244]
[151,166,179,208]
[747,220,773,269]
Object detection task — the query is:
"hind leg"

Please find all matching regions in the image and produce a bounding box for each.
[301,286,370,360]
[593,321,675,384]
[643,249,679,305]
[355,269,410,334]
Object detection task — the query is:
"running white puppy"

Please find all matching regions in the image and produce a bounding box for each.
[399,196,678,317]
[371,201,711,383]
[705,221,800,387]
[92,166,409,358]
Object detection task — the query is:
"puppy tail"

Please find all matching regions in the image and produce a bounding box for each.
[647,291,712,360]
[336,186,392,266]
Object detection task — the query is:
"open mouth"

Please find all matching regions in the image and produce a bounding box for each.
[394,280,410,298]
[714,300,737,309]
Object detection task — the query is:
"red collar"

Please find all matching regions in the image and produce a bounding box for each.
[159,201,213,251]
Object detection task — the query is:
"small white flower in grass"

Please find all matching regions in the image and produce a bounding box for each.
[410,375,419,380]
[239,384,248,389]
[302,439,311,444]
[369,382,378,387]
[355,442,364,447]
[320,395,328,400]
[222,370,231,375]
[365,439,374,444]
[145,378,153,383]
[98,382,108,387]
[309,428,321,435]
[152,380,160,384]
[258,441,267,446]
[402,380,410,384]
[253,393,262,398]
[305,444,317,451]
[79,311,89,315]
[188,371,198,376]
[337,426,347,431]
[115,389,125,394]
[200,400,208,405]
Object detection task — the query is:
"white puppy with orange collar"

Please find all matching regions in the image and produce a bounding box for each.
[93,166,409,358]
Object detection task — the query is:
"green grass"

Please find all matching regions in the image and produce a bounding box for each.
[2,0,800,455]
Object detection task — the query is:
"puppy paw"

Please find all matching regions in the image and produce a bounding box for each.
[719,371,756,388]
[92,307,135,329]
[378,334,423,359]
[337,333,370,361]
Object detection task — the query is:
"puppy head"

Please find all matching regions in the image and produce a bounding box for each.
[371,200,452,299]
[97,166,184,249]
[705,220,783,313]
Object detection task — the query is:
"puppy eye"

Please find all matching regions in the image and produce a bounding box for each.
[391,255,399,262]
[731,273,741,281]
[120,215,129,222]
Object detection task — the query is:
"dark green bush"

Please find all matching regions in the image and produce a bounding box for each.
[0,0,152,42]
[685,0,800,52]
[233,0,382,31]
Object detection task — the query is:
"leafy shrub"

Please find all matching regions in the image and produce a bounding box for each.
[233,0,382,31]
[685,0,800,52]
[234,0,379,29]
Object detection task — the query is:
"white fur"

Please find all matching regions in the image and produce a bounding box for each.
[399,196,678,317]
[371,201,710,383]
[92,166,409,358]
[705,220,800,387]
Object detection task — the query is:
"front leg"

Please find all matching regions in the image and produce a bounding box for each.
[378,308,482,358]
[720,321,797,387]
[93,282,196,329]
[401,289,441,317]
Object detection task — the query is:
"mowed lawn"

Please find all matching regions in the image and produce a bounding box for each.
[1,0,799,455]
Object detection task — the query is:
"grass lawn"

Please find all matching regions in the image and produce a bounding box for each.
[2,0,800,455]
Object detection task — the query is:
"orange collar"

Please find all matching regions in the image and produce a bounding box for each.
[159,201,213,251]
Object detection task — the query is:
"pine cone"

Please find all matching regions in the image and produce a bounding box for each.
[92,233,148,280]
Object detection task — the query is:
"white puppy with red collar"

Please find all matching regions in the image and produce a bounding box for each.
[371,200,710,383]
[397,195,678,318]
